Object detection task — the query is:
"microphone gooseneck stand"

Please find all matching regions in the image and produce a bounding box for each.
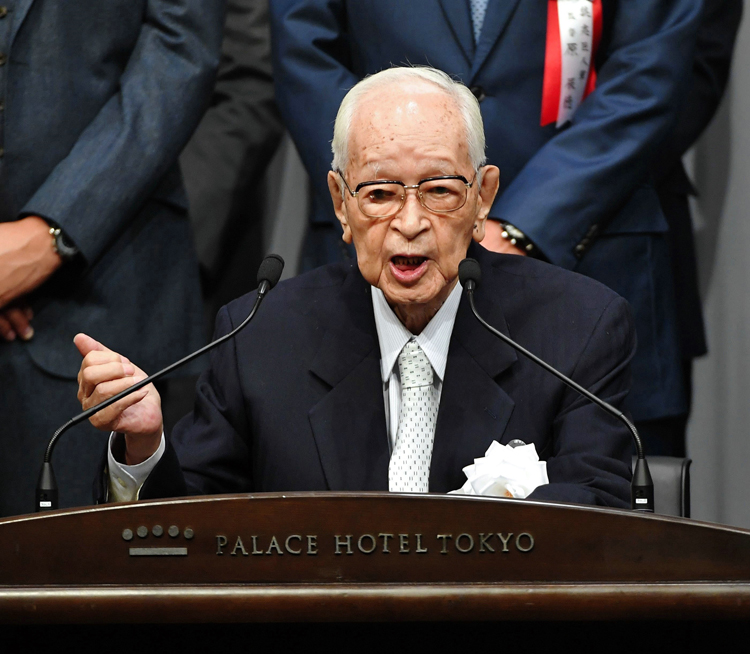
[457,258,654,513]
[35,254,285,512]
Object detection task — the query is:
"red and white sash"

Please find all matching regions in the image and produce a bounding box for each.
[541,0,603,127]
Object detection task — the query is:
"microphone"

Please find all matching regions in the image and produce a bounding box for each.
[458,258,654,513]
[255,253,285,294]
[35,254,285,512]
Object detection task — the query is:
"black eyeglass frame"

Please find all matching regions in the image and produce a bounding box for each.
[336,169,479,217]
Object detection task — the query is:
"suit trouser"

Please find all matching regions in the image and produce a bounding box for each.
[633,359,692,458]
[0,340,108,517]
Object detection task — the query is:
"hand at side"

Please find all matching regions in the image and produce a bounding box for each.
[0,304,34,341]
[0,216,63,308]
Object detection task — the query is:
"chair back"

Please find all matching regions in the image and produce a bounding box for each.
[633,456,692,517]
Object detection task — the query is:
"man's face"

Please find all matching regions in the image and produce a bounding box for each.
[328,84,499,330]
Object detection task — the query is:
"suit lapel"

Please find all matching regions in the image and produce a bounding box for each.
[308,266,390,491]
[9,0,35,47]
[470,0,523,80]
[437,0,475,65]
[307,248,520,494]
[429,246,519,492]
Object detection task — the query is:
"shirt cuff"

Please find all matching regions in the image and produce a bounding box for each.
[107,432,166,502]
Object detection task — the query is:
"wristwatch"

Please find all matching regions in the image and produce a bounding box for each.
[48,224,80,261]
[497,221,543,259]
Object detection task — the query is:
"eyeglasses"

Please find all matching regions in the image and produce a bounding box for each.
[337,170,477,218]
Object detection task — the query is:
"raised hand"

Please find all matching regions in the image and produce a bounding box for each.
[75,333,163,464]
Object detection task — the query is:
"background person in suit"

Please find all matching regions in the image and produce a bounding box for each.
[76,68,634,508]
[0,0,224,516]
[643,0,743,456]
[180,0,284,327]
[167,0,284,433]
[269,0,701,452]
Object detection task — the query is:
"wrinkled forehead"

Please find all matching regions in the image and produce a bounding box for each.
[349,83,470,169]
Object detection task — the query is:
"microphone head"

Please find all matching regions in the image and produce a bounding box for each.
[257,254,285,289]
[458,258,482,288]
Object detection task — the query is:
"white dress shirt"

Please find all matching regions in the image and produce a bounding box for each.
[371,281,462,449]
[107,280,463,501]
[107,430,165,502]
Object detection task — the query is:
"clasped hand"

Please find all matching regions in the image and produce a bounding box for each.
[75,333,164,465]
[0,304,34,342]
[0,216,63,342]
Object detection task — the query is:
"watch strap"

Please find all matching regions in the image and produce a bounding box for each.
[48,225,80,261]
[498,221,544,260]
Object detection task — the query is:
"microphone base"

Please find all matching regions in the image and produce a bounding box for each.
[35,462,58,512]
[631,458,655,513]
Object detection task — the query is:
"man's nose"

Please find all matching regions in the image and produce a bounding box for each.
[393,189,428,238]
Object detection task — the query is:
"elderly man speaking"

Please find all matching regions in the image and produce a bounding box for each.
[75,67,634,507]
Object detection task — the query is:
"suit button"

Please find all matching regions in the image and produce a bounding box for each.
[0,53,6,66]
[0,7,7,19]
[470,86,486,103]
[574,243,586,256]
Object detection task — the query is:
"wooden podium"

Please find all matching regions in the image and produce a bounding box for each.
[2,493,750,647]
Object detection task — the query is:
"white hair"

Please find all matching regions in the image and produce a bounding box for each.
[331,66,487,175]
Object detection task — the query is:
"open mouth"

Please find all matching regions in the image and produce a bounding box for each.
[391,256,428,271]
[389,255,429,284]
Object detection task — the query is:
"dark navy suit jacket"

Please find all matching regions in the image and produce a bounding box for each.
[132,244,635,509]
[0,0,224,377]
[269,0,702,422]
[654,0,743,362]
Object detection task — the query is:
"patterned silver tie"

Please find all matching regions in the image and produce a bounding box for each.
[389,340,438,492]
[470,0,489,44]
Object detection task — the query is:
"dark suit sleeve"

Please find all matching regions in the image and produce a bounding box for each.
[270,0,355,225]
[528,295,636,508]
[653,0,743,182]
[180,0,284,280]
[19,0,225,267]
[139,303,256,499]
[493,0,702,270]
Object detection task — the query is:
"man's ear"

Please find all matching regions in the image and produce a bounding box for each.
[472,165,500,244]
[327,171,353,244]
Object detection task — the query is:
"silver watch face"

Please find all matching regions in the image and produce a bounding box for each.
[53,229,79,260]
[504,224,524,240]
